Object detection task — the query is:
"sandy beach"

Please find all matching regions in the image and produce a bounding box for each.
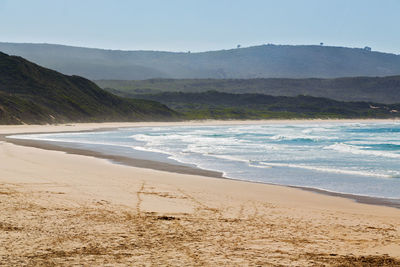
[1,121,400,266]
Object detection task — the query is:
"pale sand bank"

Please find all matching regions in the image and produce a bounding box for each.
[1,121,400,266]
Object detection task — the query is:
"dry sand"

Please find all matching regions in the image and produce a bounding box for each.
[1,121,400,266]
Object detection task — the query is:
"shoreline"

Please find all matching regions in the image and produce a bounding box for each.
[0,135,223,179]
[2,119,400,209]
[2,120,400,264]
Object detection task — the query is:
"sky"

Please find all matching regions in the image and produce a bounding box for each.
[1,0,399,54]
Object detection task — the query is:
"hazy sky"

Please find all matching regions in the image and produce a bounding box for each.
[1,0,399,54]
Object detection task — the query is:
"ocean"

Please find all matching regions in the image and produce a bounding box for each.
[10,122,400,199]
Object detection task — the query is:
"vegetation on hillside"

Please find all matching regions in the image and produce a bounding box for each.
[2,50,399,124]
[109,90,400,120]
[97,76,400,104]
[0,52,178,124]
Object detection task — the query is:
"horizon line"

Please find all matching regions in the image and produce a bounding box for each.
[1,41,398,56]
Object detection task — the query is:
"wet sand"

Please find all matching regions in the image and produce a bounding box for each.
[1,121,400,266]
[3,135,400,210]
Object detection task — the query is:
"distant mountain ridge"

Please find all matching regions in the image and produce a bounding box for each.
[1,42,400,80]
[0,52,177,124]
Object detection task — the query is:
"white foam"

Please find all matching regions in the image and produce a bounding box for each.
[259,162,391,178]
[207,154,250,163]
[248,163,272,169]
[129,146,170,155]
[269,133,337,141]
[324,143,400,159]
[130,133,242,146]
[9,123,400,199]
[347,140,400,146]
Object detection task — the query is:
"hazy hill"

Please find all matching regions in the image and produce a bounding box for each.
[97,76,400,104]
[0,52,177,124]
[1,42,400,80]
[111,91,400,120]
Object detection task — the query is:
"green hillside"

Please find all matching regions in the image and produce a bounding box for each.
[114,91,400,120]
[0,52,178,124]
[97,76,400,104]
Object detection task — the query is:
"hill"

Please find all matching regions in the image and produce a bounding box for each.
[0,52,178,124]
[97,76,400,104]
[1,42,400,80]
[113,91,400,120]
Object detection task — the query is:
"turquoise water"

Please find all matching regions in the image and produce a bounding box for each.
[10,122,400,199]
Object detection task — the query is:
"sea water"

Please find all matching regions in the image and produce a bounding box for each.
[10,122,400,199]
